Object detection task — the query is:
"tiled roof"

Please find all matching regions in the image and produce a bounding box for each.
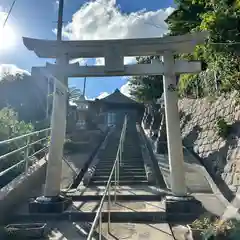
[97,89,139,105]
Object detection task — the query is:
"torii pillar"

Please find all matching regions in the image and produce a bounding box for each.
[163,52,187,196]
[162,52,204,217]
[28,56,71,214]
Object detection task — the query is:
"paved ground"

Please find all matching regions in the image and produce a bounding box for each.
[193,193,226,216]
[13,186,175,240]
[65,185,169,196]
[72,200,165,213]
[98,222,174,240]
[13,185,228,240]
[156,153,214,194]
[35,222,174,240]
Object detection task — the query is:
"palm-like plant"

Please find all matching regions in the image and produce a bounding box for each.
[68,86,83,104]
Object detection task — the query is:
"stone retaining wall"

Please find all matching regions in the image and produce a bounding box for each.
[178,91,240,192]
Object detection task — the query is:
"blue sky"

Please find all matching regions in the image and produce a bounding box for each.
[0,0,174,99]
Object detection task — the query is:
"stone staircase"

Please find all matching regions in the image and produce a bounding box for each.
[89,122,148,186]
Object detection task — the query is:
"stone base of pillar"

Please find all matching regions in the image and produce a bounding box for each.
[165,195,203,222]
[28,195,72,214]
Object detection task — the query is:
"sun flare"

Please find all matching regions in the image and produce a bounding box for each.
[0,25,16,50]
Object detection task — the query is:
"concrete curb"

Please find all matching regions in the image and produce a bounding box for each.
[137,124,156,184]
[0,158,47,224]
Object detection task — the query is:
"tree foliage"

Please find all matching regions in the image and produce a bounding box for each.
[68,86,83,103]
[0,108,34,187]
[0,73,50,123]
[129,56,163,103]
[0,73,51,187]
[167,0,240,97]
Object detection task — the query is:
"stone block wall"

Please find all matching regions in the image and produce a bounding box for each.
[178,91,240,192]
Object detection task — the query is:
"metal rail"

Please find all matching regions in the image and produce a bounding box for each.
[0,128,51,181]
[87,116,128,240]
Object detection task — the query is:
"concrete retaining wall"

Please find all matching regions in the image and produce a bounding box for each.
[0,158,47,223]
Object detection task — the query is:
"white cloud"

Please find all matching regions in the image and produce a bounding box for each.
[124,57,137,65]
[60,1,173,101]
[120,81,131,97]
[63,0,174,41]
[85,96,94,101]
[96,92,110,99]
[0,64,30,79]
[53,1,59,12]
[69,58,87,65]
[95,58,104,66]
[61,1,173,66]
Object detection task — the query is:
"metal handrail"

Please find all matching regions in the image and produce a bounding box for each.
[87,116,128,240]
[0,128,51,183]
[0,128,51,146]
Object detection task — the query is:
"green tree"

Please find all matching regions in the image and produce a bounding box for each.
[166,0,240,96]
[0,108,34,187]
[166,0,208,36]
[68,86,83,104]
[129,56,164,103]
[0,73,49,123]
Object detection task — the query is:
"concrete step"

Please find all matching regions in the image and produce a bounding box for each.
[96,167,146,172]
[97,162,145,166]
[98,153,118,157]
[95,167,145,172]
[93,175,147,180]
[94,169,146,174]
[12,211,171,224]
[122,155,142,158]
[119,164,145,168]
[98,159,118,162]
[121,158,144,161]
[93,172,146,177]
[93,173,147,178]
[68,194,164,201]
[96,162,145,167]
[100,159,144,162]
[99,157,143,160]
[91,176,147,181]
[89,180,149,185]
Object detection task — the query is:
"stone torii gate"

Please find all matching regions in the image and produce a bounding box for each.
[23,31,208,214]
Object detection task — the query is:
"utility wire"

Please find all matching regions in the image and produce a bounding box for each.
[88,0,240,46]
[90,0,167,29]
[2,0,17,29]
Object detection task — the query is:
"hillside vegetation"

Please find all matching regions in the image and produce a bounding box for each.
[129,0,240,101]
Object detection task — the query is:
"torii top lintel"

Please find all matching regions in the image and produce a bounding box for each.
[22,31,208,59]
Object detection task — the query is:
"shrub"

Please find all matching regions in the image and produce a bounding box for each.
[216,116,230,138]
[191,213,216,231]
[191,214,240,238]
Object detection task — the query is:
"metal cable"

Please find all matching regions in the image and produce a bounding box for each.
[2,0,17,29]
